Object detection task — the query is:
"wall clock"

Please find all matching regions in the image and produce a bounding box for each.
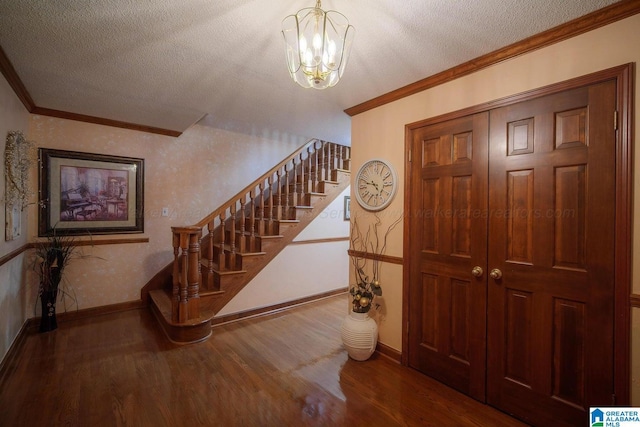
[354,158,398,211]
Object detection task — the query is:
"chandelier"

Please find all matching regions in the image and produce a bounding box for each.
[282,0,355,89]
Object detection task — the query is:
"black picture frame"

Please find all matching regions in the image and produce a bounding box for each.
[38,148,144,236]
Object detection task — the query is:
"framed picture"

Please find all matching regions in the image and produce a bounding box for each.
[39,148,144,236]
[344,196,351,221]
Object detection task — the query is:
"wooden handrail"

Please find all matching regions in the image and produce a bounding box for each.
[195,139,321,228]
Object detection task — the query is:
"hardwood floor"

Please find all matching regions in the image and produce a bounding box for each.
[0,295,527,426]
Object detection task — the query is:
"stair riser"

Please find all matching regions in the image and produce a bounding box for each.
[245,219,280,235]
[256,237,282,252]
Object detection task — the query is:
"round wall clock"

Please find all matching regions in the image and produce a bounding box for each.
[354,158,398,211]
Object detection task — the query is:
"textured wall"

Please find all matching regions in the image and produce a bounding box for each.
[2,106,350,366]
[25,116,304,312]
[217,187,351,317]
[0,73,30,363]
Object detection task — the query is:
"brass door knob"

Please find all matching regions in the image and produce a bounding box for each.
[471,266,484,277]
[489,268,503,280]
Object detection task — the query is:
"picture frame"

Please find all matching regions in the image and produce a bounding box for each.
[344,196,351,221]
[38,148,144,236]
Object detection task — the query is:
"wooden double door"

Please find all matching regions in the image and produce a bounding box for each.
[407,79,617,426]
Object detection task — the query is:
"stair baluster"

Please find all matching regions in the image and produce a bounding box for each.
[257,182,265,236]
[218,211,226,270]
[297,152,305,206]
[248,189,256,252]
[205,219,215,289]
[283,163,290,220]
[309,142,316,193]
[266,176,274,234]
[305,146,313,194]
[332,143,338,171]
[228,203,237,270]
[342,146,350,170]
[275,169,283,220]
[291,157,298,208]
[318,143,327,182]
[325,143,332,184]
[239,196,247,253]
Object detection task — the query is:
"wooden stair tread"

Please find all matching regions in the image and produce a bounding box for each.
[236,251,266,258]
[200,289,226,298]
[257,234,284,240]
[213,268,247,276]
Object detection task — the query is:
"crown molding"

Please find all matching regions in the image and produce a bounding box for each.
[345,0,640,117]
[0,45,181,137]
[0,44,35,112]
[31,106,182,137]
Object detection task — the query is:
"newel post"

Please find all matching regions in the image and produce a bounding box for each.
[171,226,202,323]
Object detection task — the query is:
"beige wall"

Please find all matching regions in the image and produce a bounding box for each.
[0,73,30,362]
[217,187,351,317]
[24,116,307,314]
[350,14,640,403]
[2,101,351,365]
[0,111,351,363]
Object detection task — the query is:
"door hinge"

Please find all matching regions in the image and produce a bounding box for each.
[612,393,616,405]
[408,149,412,162]
[614,110,618,131]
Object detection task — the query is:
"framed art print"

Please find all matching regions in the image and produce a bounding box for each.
[38,148,144,236]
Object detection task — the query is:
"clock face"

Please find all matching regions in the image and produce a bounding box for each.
[354,159,398,211]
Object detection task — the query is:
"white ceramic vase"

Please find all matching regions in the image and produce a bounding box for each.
[340,311,378,361]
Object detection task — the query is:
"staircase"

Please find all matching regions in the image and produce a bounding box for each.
[147,139,351,343]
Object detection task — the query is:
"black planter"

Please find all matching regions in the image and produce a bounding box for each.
[39,289,58,333]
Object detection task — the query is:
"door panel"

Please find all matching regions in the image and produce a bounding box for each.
[486,81,616,426]
[407,79,616,427]
[408,112,489,401]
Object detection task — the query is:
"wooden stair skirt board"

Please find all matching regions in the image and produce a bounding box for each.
[149,141,351,344]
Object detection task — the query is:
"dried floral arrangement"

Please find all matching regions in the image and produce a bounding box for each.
[31,228,84,330]
[4,131,35,209]
[348,213,402,313]
[31,227,101,328]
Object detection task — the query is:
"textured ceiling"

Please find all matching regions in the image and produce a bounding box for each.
[0,0,621,145]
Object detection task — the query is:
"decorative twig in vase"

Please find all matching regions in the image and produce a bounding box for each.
[32,228,90,332]
[348,213,402,313]
[342,212,402,361]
